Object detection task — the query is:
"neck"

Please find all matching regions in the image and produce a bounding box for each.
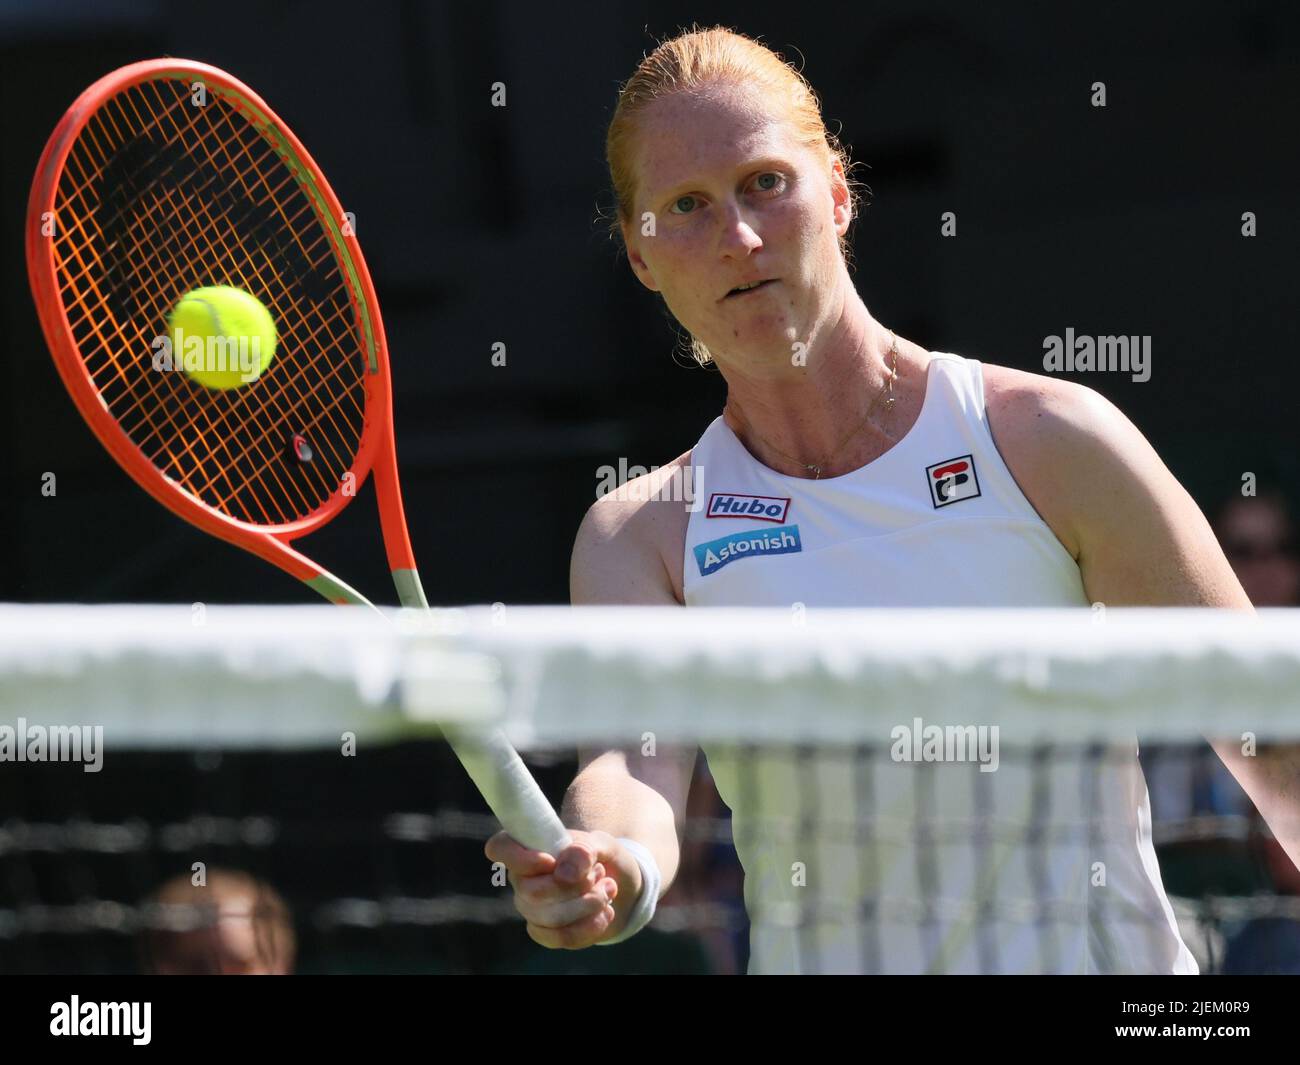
[720,297,910,479]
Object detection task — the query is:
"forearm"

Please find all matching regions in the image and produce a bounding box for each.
[562,753,682,895]
[1211,739,1300,873]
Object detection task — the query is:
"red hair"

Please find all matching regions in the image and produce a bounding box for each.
[605,25,865,365]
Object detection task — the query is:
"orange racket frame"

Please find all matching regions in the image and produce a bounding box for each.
[27,59,572,857]
[27,58,418,609]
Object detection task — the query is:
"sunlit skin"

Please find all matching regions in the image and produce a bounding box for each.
[620,82,925,476]
[519,60,1300,961]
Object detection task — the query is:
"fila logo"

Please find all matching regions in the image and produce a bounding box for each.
[926,455,981,508]
[706,492,791,523]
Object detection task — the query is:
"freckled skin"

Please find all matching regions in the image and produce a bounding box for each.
[620,83,849,376]
[613,80,927,477]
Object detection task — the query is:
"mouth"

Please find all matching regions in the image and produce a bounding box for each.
[723,278,778,300]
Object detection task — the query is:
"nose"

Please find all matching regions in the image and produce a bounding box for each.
[717,201,763,258]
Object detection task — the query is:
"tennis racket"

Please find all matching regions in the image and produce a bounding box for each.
[27,58,570,855]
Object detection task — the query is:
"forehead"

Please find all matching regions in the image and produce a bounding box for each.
[633,85,804,200]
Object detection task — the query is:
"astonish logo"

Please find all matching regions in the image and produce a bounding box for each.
[707,492,791,523]
[694,524,802,576]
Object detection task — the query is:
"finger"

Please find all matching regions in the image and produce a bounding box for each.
[515,885,612,930]
[517,868,595,905]
[485,831,556,876]
[525,903,618,950]
[553,841,598,884]
[515,863,603,903]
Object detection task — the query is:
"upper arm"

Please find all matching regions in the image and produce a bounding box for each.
[569,467,685,607]
[989,375,1300,868]
[987,373,1250,609]
[570,463,695,821]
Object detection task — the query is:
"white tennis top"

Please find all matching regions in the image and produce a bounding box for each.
[682,352,1195,974]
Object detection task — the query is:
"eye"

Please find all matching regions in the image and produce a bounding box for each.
[669,194,699,215]
[752,172,785,195]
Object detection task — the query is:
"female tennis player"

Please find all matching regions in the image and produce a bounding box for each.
[486,26,1300,973]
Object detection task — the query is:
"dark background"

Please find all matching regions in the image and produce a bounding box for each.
[2,0,1298,977]
[3,0,1298,606]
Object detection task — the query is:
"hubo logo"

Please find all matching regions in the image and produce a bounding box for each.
[50,997,151,1045]
[890,717,1000,772]
[706,493,790,523]
[151,328,265,383]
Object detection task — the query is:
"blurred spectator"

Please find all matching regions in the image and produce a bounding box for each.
[1198,491,1300,820]
[1147,489,1300,968]
[140,868,295,975]
[1221,802,1300,973]
[1215,491,1300,607]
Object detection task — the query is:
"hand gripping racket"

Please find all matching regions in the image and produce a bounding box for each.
[27,58,570,855]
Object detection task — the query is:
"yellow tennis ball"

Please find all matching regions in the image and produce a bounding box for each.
[168,286,277,390]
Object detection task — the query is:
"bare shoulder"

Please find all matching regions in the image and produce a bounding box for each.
[979,362,1153,562]
[570,450,693,605]
[980,361,1249,608]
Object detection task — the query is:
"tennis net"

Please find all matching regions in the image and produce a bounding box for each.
[2,604,1299,974]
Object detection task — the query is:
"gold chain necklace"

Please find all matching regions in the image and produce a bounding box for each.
[736,330,899,480]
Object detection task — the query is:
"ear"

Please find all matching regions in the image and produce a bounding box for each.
[829,157,853,238]
[621,220,661,293]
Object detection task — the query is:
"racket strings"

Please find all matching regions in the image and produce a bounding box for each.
[59,96,290,502]
[107,79,362,513]
[59,85,353,523]
[68,78,358,462]
[63,104,282,513]
[118,82,363,509]
[51,74,371,527]
[107,88,356,516]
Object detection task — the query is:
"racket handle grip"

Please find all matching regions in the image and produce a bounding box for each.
[441,724,573,856]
